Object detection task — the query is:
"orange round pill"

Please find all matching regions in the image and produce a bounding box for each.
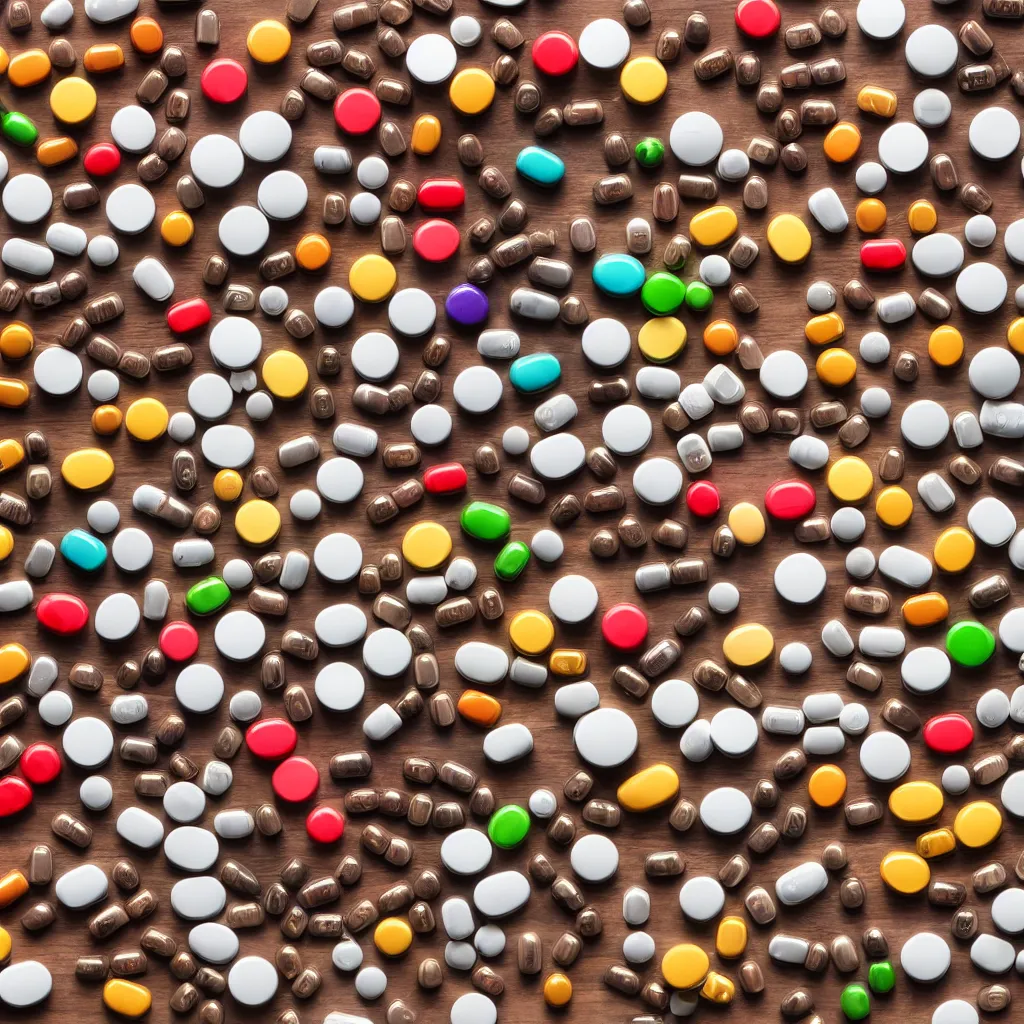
[823,121,861,163]
[0,323,34,360]
[855,198,886,233]
[703,319,739,355]
[295,233,331,271]
[130,17,164,54]
[543,972,572,1007]
[808,764,847,807]
[92,405,123,435]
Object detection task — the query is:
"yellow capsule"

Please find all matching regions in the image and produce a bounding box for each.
[879,850,930,894]
[934,526,975,573]
[247,19,291,63]
[262,349,308,399]
[638,317,686,362]
[661,944,710,990]
[722,623,774,667]
[92,405,123,435]
[410,114,442,155]
[857,85,898,118]
[916,827,956,859]
[816,348,857,387]
[889,781,943,823]
[807,764,847,808]
[0,438,25,473]
[0,378,30,408]
[855,198,887,233]
[449,67,495,115]
[102,978,152,1018]
[715,916,747,958]
[549,649,587,675]
[823,121,861,163]
[62,448,115,490]
[619,55,668,104]
[689,205,739,248]
[234,499,282,547]
[766,214,812,263]
[373,917,413,956]
[902,592,949,627]
[907,199,937,234]
[124,398,168,441]
[401,521,452,570]
[1008,317,1024,354]
[0,322,33,359]
[8,49,51,88]
[727,502,765,545]
[0,923,10,961]
[49,75,97,124]
[160,210,194,247]
[349,253,397,302]
[875,485,913,528]
[827,456,873,503]
[616,764,680,812]
[36,136,78,167]
[83,43,125,73]
[543,972,572,1007]
[213,469,243,502]
[927,325,964,367]
[295,232,331,271]
[0,526,13,561]
[0,869,29,908]
[508,609,554,655]
[0,642,30,684]
[953,800,1003,848]
[701,971,735,1004]
[804,312,845,345]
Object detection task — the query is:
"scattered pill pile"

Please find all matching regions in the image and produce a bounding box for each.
[4,0,1024,1022]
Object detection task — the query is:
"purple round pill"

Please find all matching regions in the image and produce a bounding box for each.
[445,283,489,325]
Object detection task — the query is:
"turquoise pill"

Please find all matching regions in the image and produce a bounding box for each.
[509,352,561,393]
[515,146,565,186]
[60,529,108,572]
[592,253,645,296]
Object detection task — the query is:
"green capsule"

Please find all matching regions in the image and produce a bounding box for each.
[186,576,231,616]
[641,272,686,315]
[460,501,511,542]
[494,540,530,581]
[487,804,530,848]
[840,983,870,1020]
[867,960,894,995]
[2,112,38,147]
[684,280,714,311]
[634,136,665,168]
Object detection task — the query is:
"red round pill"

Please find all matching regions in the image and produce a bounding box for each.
[0,776,32,817]
[686,480,721,518]
[246,718,298,760]
[166,297,212,334]
[735,0,781,37]
[424,462,468,494]
[764,479,816,520]
[923,713,974,754]
[333,88,381,135]
[159,621,199,662]
[36,593,89,635]
[201,58,248,104]
[306,805,345,844]
[532,30,579,76]
[413,219,461,262]
[272,756,320,803]
[83,142,121,176]
[20,742,61,785]
[601,603,649,651]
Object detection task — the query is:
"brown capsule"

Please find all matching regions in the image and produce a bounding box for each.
[780,142,809,172]
[669,797,698,832]
[950,455,983,485]
[973,752,1009,786]
[840,876,866,909]
[845,797,884,827]
[973,861,1007,893]
[49,38,78,69]
[738,959,765,995]
[990,456,1024,487]
[781,989,814,1017]
[744,885,776,925]
[961,181,993,213]
[676,173,718,201]
[970,574,1012,610]
[952,907,980,940]
[417,958,443,989]
[21,901,56,932]
[694,46,734,81]
[171,951,197,981]
[429,692,457,728]
[547,814,576,846]
[77,955,111,980]
[719,854,751,889]
[602,132,630,167]
[663,233,691,271]
[593,174,633,205]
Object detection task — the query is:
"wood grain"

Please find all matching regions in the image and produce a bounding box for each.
[2,1,1024,1021]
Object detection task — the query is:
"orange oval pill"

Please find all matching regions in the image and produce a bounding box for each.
[36,136,78,167]
[295,233,331,271]
[902,592,949,627]
[823,121,861,163]
[0,869,28,908]
[83,44,125,73]
[457,690,502,727]
[703,319,739,355]
[8,49,51,88]
[0,379,30,408]
[130,16,164,54]
[808,764,847,807]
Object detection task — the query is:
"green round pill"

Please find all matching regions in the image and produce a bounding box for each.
[840,983,870,1021]
[945,620,995,667]
[867,960,895,995]
[488,805,530,848]
[641,272,686,315]
[684,280,714,311]
[634,137,665,168]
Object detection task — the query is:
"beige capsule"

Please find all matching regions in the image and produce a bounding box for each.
[744,885,776,924]
[564,769,593,802]
[845,797,883,827]
[725,673,762,708]
[845,586,891,615]
[417,958,443,989]
[517,932,542,975]
[978,984,1011,1012]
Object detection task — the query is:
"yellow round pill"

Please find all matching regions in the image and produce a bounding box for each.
[124,397,168,441]
[879,850,930,894]
[888,781,943,823]
[296,233,331,271]
[766,213,812,263]
[638,317,686,362]
[927,325,964,367]
[103,979,152,1018]
[508,609,555,655]
[0,642,30,684]
[544,972,572,1007]
[62,448,115,490]
[823,121,861,163]
[411,114,442,155]
[722,623,774,667]
[715,916,747,959]
[1008,317,1024,354]
[92,405,123,435]
[907,199,937,234]
[373,917,413,956]
[0,322,33,359]
[816,348,856,386]
[616,764,679,812]
[933,526,975,573]
[827,456,873,503]
[690,205,738,248]
[234,499,282,546]
[808,764,847,808]
[855,198,887,233]
[262,349,308,399]
[402,521,452,570]
[661,944,710,990]
[875,486,913,528]
[49,76,97,124]
[213,469,243,502]
[247,19,291,63]
[953,800,1003,848]
[727,502,765,545]
[0,526,13,562]
[449,68,495,115]
[619,56,668,104]
[161,210,194,247]
[349,253,397,302]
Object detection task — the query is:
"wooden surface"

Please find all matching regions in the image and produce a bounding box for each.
[2,0,1024,1021]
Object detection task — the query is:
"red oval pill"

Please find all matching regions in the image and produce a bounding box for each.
[417,178,466,211]
[413,219,460,262]
[532,30,579,76]
[735,0,781,37]
[923,713,974,754]
[83,142,121,176]
[860,239,907,271]
[245,718,298,760]
[764,479,816,520]
[272,756,320,802]
[159,621,199,662]
[0,776,32,817]
[166,298,212,334]
[424,462,468,493]
[36,593,89,634]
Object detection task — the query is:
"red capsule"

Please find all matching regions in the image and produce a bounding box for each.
[306,805,345,843]
[159,621,199,662]
[424,462,468,494]
[83,142,121,177]
[36,593,89,634]
[601,602,649,651]
[245,718,298,760]
[200,58,248,104]
[764,479,816,520]
[532,30,579,76]
[0,776,32,817]
[860,239,906,271]
[735,0,781,37]
[686,480,721,518]
[417,178,466,211]
[923,713,974,754]
[166,298,211,334]
[333,87,381,135]
[20,742,61,785]
[412,219,461,262]
[272,756,320,802]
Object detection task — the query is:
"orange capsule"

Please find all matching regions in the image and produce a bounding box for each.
[703,319,739,356]
[36,136,78,167]
[295,233,331,271]
[92,405,123,435]
[0,869,28,909]
[0,378,30,408]
[129,16,164,54]
[83,44,126,73]
[457,690,502,727]
[902,592,949,627]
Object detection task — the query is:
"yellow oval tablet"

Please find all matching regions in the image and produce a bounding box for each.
[124,398,168,442]
[449,67,495,115]
[638,317,686,362]
[103,979,152,1018]
[808,764,846,808]
[0,378,30,408]
[766,213,812,263]
[411,114,442,155]
[690,205,738,248]
[37,136,78,168]
[247,19,291,63]
[889,781,943,823]
[661,944,710,990]
[402,521,452,570]
[879,850,930,894]
[827,456,873,503]
[0,642,30,684]
[1008,317,1024,354]
[234,499,282,546]
[0,322,33,359]
[953,800,1002,848]
[262,349,308,399]
[875,486,913,528]
[373,917,413,956]
[49,76,97,124]
[715,916,747,959]
[508,609,554,655]
[349,253,397,302]
[549,649,587,676]
[934,526,975,573]
[62,448,115,490]
[928,325,963,367]
[916,827,956,859]
[620,56,668,104]
[0,923,10,961]
[805,312,845,345]
[616,763,679,812]
[816,348,856,387]
[722,623,774,667]
[727,502,765,545]
[907,199,937,234]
